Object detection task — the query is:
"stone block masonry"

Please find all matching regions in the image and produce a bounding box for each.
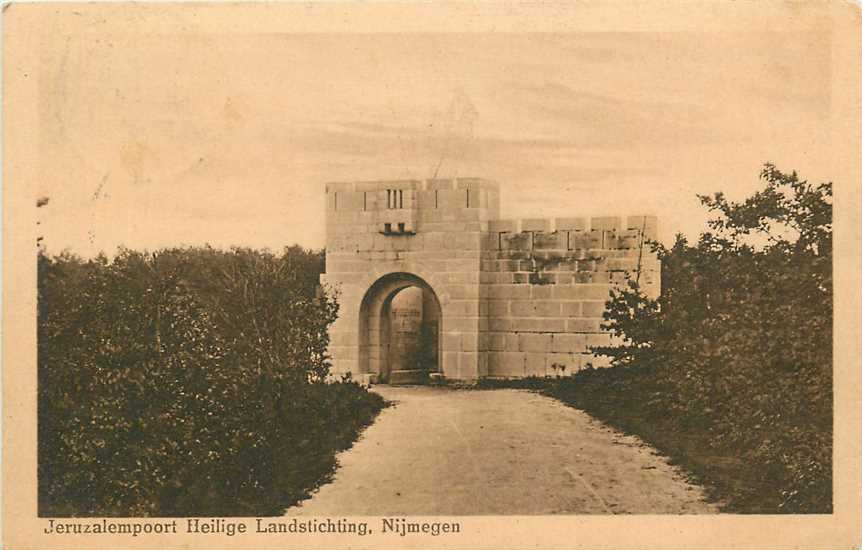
[479,214,658,378]
[321,177,660,383]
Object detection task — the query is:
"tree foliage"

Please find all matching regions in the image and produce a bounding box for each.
[38,246,384,517]
[587,164,832,512]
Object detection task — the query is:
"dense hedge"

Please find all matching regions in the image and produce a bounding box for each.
[589,165,832,513]
[38,246,385,517]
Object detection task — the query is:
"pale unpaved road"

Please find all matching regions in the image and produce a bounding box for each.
[288,386,718,515]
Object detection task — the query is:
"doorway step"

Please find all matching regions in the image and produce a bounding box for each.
[388,369,430,385]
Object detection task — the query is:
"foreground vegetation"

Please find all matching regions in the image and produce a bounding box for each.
[38,246,385,517]
[484,165,832,513]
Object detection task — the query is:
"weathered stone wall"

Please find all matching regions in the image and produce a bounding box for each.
[321,178,499,382]
[321,177,659,382]
[388,286,425,373]
[479,216,659,379]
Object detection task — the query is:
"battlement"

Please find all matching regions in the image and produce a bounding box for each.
[487,215,658,242]
[325,179,500,213]
[324,177,500,194]
[321,176,661,383]
[325,177,502,234]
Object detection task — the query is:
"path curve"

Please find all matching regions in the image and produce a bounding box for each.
[288,386,717,515]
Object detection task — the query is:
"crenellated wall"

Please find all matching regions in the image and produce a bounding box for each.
[321,177,659,383]
[478,215,659,378]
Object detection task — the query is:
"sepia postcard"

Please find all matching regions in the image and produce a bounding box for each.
[3,1,862,549]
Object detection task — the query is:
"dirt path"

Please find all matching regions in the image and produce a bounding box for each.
[288,386,718,515]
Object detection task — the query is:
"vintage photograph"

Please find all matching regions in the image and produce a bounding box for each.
[4,2,861,548]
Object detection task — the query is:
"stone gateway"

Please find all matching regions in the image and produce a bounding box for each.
[320,178,659,383]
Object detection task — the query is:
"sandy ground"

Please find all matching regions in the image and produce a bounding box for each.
[288,386,718,515]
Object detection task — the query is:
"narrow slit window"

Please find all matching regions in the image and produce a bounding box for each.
[435,190,438,209]
[399,190,404,209]
[363,192,367,211]
[334,192,338,211]
[387,190,392,209]
[466,189,470,208]
[398,222,405,233]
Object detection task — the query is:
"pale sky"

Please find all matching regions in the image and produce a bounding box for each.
[33,18,833,256]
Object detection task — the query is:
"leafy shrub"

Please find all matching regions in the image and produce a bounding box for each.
[578,164,832,513]
[38,246,385,517]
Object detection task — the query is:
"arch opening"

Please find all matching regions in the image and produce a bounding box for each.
[359,273,442,384]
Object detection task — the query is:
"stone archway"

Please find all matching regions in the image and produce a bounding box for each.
[321,178,660,382]
[359,272,442,384]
